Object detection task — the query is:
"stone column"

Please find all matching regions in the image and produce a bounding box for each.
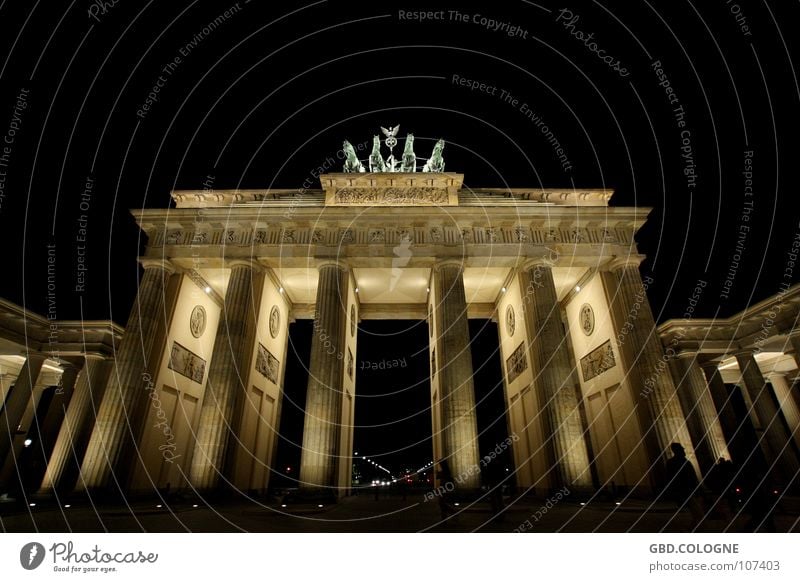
[734,350,799,482]
[785,331,800,413]
[787,331,800,369]
[606,258,695,467]
[0,373,19,416]
[299,262,349,489]
[519,261,592,489]
[36,362,82,466]
[40,355,110,493]
[672,353,730,471]
[767,372,800,449]
[431,261,480,489]
[0,353,45,476]
[77,259,175,492]
[189,260,263,491]
[700,361,740,450]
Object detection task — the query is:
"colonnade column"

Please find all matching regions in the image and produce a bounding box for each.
[605,258,695,468]
[699,361,740,452]
[519,260,592,489]
[671,352,730,471]
[189,260,264,491]
[788,331,800,370]
[766,372,800,449]
[40,355,111,493]
[431,261,480,489]
[0,373,19,416]
[78,258,175,492]
[0,353,46,485]
[299,261,350,490]
[734,350,799,483]
[35,361,82,473]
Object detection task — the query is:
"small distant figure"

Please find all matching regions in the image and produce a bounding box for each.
[706,457,736,521]
[741,463,778,532]
[663,443,704,529]
[481,455,506,523]
[399,477,408,501]
[436,459,457,521]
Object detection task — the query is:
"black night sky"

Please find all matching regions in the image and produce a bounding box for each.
[1,1,799,480]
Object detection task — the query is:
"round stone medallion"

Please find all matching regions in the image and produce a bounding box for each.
[580,303,595,336]
[506,305,516,337]
[350,304,356,337]
[190,305,206,338]
[269,305,280,338]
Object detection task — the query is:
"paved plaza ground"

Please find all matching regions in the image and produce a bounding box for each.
[2,492,798,533]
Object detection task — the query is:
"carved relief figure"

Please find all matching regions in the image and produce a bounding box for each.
[256,343,280,384]
[269,305,280,338]
[190,305,206,338]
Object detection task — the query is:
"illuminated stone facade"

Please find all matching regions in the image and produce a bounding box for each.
[1,174,798,498]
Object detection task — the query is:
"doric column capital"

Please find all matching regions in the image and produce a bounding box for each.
[731,348,755,361]
[432,259,465,273]
[673,349,700,361]
[519,257,555,272]
[138,257,176,274]
[699,360,721,372]
[226,258,263,271]
[602,254,646,272]
[57,358,82,373]
[316,259,349,272]
[21,352,47,365]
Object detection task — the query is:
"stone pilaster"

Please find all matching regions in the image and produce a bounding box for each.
[519,260,592,489]
[767,372,800,449]
[189,260,264,491]
[735,350,799,482]
[431,261,480,489]
[605,258,695,467]
[40,355,110,493]
[77,259,175,492]
[299,262,349,489]
[0,353,45,478]
[672,353,730,471]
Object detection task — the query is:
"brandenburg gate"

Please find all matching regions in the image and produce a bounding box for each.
[7,129,794,500]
